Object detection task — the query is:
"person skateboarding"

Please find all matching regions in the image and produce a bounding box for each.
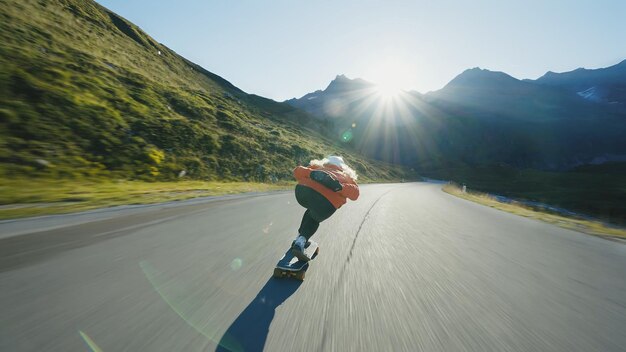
[291,155,360,261]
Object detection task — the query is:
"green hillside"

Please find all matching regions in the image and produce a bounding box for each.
[0,0,414,182]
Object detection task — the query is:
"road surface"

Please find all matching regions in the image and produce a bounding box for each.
[1,183,625,351]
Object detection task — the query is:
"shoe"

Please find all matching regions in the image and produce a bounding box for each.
[291,235,310,262]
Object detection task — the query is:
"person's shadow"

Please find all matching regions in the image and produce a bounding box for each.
[215,277,303,352]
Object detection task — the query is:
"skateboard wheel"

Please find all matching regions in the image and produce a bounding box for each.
[273,268,284,278]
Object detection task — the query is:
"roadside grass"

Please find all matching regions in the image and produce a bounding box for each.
[0,178,293,220]
[442,183,626,240]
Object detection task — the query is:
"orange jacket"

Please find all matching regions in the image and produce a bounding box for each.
[293,164,360,209]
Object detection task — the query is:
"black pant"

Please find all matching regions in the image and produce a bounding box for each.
[295,185,336,239]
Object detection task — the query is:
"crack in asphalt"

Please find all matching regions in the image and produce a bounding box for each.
[319,187,395,350]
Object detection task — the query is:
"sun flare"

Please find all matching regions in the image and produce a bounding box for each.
[375,81,402,99]
[367,58,413,100]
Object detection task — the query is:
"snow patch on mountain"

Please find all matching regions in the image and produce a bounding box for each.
[577,87,602,102]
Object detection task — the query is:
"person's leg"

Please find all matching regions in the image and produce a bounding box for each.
[292,209,316,261]
[292,185,336,261]
[294,186,336,241]
[306,189,336,226]
[308,201,336,224]
[294,184,311,209]
[298,209,320,240]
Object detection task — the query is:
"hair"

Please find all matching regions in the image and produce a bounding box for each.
[309,156,358,180]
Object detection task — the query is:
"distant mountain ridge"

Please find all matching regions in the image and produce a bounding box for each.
[284,75,376,118]
[530,59,626,105]
[286,60,626,170]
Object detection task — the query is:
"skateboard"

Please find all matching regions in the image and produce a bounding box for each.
[273,240,319,281]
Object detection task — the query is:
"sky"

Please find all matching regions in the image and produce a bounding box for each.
[96,0,626,101]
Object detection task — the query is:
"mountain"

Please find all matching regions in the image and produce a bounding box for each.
[285,75,377,118]
[287,67,626,223]
[286,65,626,170]
[0,0,414,182]
[427,68,583,120]
[288,75,437,165]
[425,66,626,169]
[531,60,626,106]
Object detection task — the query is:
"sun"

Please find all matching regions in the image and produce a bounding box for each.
[367,58,413,100]
[375,80,402,100]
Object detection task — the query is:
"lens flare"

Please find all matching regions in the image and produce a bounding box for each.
[341,129,354,143]
[79,331,104,352]
[366,57,414,100]
[139,261,244,352]
[375,82,402,100]
[230,258,243,270]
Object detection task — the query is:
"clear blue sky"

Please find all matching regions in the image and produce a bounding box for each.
[96,0,626,101]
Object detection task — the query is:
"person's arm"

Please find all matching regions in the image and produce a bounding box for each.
[310,170,343,191]
[293,166,312,180]
[340,182,359,200]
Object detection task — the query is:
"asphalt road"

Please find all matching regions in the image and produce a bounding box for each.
[1,183,625,352]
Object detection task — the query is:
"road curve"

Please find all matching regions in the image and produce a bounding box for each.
[1,183,625,351]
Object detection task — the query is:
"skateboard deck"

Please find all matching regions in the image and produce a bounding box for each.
[273,240,319,281]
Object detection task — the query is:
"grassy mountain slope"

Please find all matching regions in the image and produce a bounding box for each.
[0,0,413,182]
